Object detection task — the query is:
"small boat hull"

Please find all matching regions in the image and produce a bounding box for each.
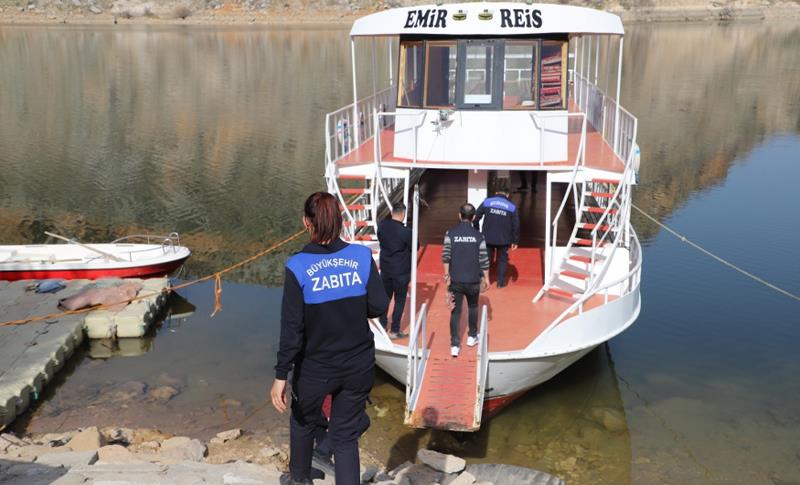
[0,257,189,281]
[0,244,191,281]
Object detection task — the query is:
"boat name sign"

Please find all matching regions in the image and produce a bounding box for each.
[404,8,543,30]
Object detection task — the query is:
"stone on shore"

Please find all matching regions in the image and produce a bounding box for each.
[69,426,106,452]
[161,436,207,462]
[0,433,24,452]
[449,471,476,485]
[96,444,147,464]
[101,427,135,445]
[210,428,242,445]
[417,448,466,474]
[36,449,99,467]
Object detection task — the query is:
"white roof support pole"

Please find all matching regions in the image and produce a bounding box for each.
[605,35,611,93]
[388,38,393,87]
[575,36,583,108]
[613,36,624,154]
[351,38,360,146]
[584,35,591,111]
[371,37,378,98]
[570,38,577,99]
[594,35,600,85]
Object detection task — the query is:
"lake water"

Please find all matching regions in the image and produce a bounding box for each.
[2,20,800,484]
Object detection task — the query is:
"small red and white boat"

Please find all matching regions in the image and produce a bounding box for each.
[0,233,191,281]
[324,3,642,432]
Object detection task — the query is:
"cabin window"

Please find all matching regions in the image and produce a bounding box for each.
[424,41,458,108]
[457,40,503,109]
[398,42,424,108]
[540,40,566,109]
[503,41,538,109]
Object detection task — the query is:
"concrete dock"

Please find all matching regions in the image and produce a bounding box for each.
[0,278,169,427]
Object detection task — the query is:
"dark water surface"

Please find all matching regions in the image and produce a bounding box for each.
[1,20,799,484]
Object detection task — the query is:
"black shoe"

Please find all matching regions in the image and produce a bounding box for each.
[312,450,336,477]
[516,185,528,191]
[389,330,408,339]
[279,474,313,485]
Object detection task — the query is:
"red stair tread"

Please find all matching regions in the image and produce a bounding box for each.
[580,223,610,231]
[343,220,368,227]
[546,287,575,299]
[591,177,620,185]
[569,255,592,263]
[340,188,366,195]
[345,204,366,210]
[561,270,589,280]
[591,191,615,198]
[585,206,618,214]
[337,174,367,180]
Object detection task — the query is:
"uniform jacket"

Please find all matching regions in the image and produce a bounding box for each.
[442,221,490,284]
[377,218,412,276]
[474,195,520,246]
[275,239,389,380]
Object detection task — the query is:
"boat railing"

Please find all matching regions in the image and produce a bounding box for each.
[110,233,182,253]
[473,305,490,428]
[325,86,394,239]
[530,110,586,166]
[405,302,429,413]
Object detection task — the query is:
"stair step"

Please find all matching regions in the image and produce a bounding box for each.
[574,238,607,247]
[561,270,589,280]
[546,288,576,299]
[580,223,611,231]
[344,204,366,211]
[338,174,367,180]
[591,177,620,185]
[591,191,615,198]
[584,206,618,215]
[568,255,593,263]
[340,188,366,195]
[353,235,376,241]
[343,220,369,228]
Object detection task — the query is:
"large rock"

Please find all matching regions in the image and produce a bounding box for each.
[69,426,106,452]
[465,463,564,485]
[0,433,25,451]
[132,428,172,445]
[589,407,627,433]
[96,444,146,464]
[449,471,476,485]
[417,449,466,474]
[36,450,98,467]
[160,436,207,462]
[101,427,135,445]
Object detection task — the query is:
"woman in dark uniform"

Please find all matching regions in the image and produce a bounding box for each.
[271,192,388,485]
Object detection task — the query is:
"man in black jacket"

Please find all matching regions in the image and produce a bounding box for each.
[474,188,520,288]
[377,203,412,339]
[442,203,490,358]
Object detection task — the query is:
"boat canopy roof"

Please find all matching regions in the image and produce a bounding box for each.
[350,2,624,38]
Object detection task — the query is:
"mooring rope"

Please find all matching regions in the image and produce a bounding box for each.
[632,204,800,303]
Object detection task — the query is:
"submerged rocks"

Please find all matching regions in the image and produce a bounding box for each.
[589,407,627,433]
[147,385,179,402]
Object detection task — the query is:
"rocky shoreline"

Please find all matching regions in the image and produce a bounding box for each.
[0,427,562,484]
[0,0,799,26]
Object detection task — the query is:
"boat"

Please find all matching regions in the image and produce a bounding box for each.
[0,233,191,281]
[323,2,642,431]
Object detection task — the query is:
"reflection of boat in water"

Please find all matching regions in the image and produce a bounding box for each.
[0,233,190,281]
[323,3,642,431]
[87,292,196,359]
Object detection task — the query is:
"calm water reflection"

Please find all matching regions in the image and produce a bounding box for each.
[1,20,799,485]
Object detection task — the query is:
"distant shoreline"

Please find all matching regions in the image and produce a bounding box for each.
[1,3,799,27]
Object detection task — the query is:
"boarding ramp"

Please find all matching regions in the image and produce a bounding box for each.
[404,305,489,432]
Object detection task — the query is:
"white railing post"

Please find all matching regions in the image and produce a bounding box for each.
[410,184,419,345]
[613,37,624,154]
[351,39,360,146]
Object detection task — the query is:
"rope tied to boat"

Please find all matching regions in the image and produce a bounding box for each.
[633,204,800,303]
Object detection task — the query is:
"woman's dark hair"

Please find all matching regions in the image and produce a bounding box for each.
[304,192,343,244]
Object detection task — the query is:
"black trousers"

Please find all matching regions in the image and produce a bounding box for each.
[487,244,509,287]
[518,171,538,191]
[448,282,480,347]
[290,367,373,484]
[379,273,410,333]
